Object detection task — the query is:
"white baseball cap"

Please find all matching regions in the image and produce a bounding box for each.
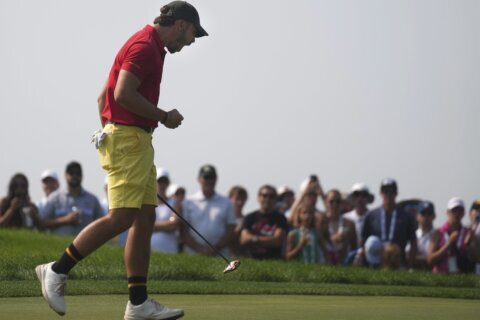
[156,167,170,180]
[277,185,294,196]
[447,197,464,210]
[351,182,369,193]
[40,169,58,181]
[167,184,179,198]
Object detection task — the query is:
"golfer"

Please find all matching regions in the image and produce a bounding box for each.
[36,2,207,319]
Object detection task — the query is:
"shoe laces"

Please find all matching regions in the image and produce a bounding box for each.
[149,299,165,311]
[52,275,67,296]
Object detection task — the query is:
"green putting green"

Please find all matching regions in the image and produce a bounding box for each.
[1,294,478,320]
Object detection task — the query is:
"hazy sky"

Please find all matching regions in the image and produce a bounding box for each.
[1,0,479,224]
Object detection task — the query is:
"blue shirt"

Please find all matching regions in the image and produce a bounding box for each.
[361,206,416,251]
[40,188,103,236]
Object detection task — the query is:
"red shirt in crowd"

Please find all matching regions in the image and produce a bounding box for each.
[101,25,167,128]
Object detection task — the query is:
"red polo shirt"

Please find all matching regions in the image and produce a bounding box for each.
[101,25,166,128]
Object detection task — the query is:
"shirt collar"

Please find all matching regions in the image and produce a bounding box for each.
[192,191,218,201]
[146,24,167,55]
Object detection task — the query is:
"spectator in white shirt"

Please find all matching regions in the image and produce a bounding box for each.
[181,164,236,256]
[343,183,374,248]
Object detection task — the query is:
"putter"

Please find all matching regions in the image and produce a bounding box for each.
[157,194,240,273]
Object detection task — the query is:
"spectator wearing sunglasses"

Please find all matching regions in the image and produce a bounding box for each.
[361,178,417,268]
[240,185,288,260]
[411,201,436,269]
[344,183,375,248]
[427,198,476,273]
[320,189,357,265]
[40,161,103,236]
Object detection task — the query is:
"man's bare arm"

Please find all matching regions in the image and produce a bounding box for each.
[97,81,107,126]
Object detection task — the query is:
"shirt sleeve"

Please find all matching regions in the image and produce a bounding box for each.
[41,195,56,219]
[121,41,155,82]
[225,201,237,226]
[241,214,253,231]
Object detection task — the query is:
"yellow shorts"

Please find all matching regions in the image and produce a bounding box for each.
[98,123,157,209]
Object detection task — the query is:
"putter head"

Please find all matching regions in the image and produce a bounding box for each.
[223,260,240,274]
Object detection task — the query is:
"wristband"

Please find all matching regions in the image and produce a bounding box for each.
[161,112,168,124]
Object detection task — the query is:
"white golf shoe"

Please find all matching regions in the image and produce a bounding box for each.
[124,298,184,320]
[35,262,67,316]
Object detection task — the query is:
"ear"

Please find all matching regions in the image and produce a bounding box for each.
[176,19,186,31]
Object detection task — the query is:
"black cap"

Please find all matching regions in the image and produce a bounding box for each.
[199,164,217,179]
[471,200,480,211]
[380,178,397,193]
[66,161,82,175]
[161,1,208,37]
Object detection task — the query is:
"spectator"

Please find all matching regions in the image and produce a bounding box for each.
[240,185,289,259]
[37,170,60,214]
[181,164,236,256]
[167,184,186,203]
[151,168,180,253]
[467,200,480,274]
[361,178,417,267]
[411,201,436,270]
[321,189,357,265]
[343,183,374,248]
[276,185,295,216]
[286,204,326,263]
[0,173,42,229]
[41,161,103,236]
[167,184,186,252]
[428,197,476,273]
[287,175,325,227]
[228,185,249,257]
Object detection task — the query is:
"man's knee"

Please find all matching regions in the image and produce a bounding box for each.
[107,208,139,232]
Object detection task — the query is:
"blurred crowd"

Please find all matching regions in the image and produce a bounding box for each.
[1,161,479,275]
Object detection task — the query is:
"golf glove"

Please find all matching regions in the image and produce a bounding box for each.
[91,129,107,149]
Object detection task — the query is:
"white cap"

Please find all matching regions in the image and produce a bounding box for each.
[156,167,170,180]
[351,182,370,193]
[167,184,179,198]
[365,235,383,265]
[447,197,465,210]
[277,185,294,196]
[40,169,58,181]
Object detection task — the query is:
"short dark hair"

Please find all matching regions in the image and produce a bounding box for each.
[257,184,277,198]
[65,161,82,174]
[229,185,248,200]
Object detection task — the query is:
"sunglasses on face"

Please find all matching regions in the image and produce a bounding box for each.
[329,199,341,205]
[353,192,369,198]
[67,171,82,176]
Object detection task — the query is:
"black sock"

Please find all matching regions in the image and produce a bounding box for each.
[128,276,147,305]
[52,243,84,275]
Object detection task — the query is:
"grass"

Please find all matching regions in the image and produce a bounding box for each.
[1,295,479,320]
[1,229,479,299]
